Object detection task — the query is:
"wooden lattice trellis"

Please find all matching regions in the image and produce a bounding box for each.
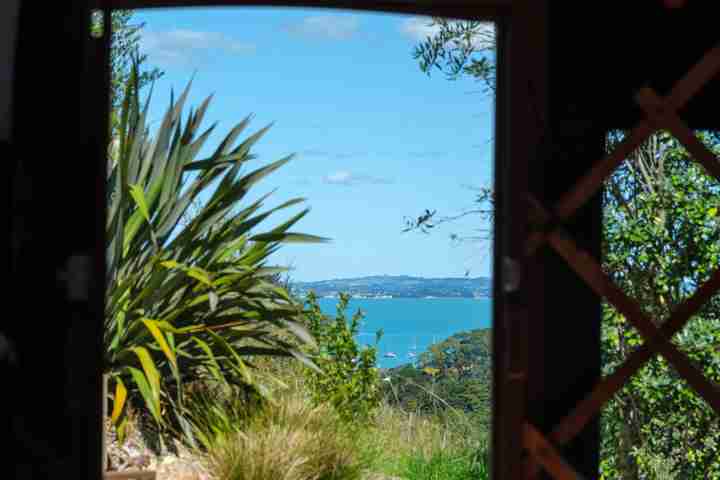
[521,44,720,479]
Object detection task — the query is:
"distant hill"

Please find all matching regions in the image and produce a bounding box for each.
[291,275,491,298]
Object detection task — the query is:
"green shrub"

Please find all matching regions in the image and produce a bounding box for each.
[302,292,383,424]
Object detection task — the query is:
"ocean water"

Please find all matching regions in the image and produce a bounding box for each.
[317,297,492,369]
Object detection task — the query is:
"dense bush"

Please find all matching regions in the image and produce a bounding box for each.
[382,328,491,433]
[302,292,383,424]
[601,131,720,478]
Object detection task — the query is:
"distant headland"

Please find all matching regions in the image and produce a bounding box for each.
[291,274,491,299]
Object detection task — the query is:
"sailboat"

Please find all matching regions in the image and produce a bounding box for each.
[383,351,397,358]
[407,335,418,358]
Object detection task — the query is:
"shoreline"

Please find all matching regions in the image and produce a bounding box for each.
[314,296,491,300]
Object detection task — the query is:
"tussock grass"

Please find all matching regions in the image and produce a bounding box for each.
[176,353,490,480]
[189,388,366,480]
[119,375,490,480]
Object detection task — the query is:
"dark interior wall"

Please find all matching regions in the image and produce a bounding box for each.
[2,0,20,326]
[0,0,20,141]
[9,1,105,477]
[558,0,720,130]
[10,0,82,461]
[1,0,21,470]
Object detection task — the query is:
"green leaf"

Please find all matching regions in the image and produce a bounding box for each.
[186,266,212,286]
[130,347,161,406]
[127,366,162,423]
[129,184,152,224]
[141,318,178,370]
[249,232,331,244]
[191,337,224,384]
[159,260,183,269]
[207,330,252,384]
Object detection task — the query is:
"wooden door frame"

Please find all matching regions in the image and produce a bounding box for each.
[10,1,573,478]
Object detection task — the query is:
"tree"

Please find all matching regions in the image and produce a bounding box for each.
[404,18,496,263]
[412,18,496,93]
[92,10,164,135]
[383,328,491,428]
[600,131,720,478]
[402,185,494,242]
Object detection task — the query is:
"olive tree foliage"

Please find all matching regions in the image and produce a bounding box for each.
[91,10,164,136]
[404,18,495,248]
[401,185,494,243]
[412,18,496,94]
[600,131,720,479]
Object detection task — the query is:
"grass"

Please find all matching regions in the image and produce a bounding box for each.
[401,449,489,480]
[121,354,490,480]
[203,404,364,480]
[356,402,490,480]
[183,382,367,480]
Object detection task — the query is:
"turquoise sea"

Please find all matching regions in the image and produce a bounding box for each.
[317,297,492,369]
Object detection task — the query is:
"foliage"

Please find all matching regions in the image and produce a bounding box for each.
[356,400,489,480]
[302,292,383,424]
[600,131,720,478]
[402,186,494,240]
[200,390,366,480]
[104,64,327,446]
[402,186,494,276]
[400,448,489,480]
[187,379,489,480]
[406,18,496,269]
[175,326,488,479]
[409,18,720,472]
[92,10,164,135]
[412,18,496,93]
[383,328,491,430]
[172,379,266,452]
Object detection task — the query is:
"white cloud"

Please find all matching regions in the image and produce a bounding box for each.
[400,16,441,42]
[323,170,393,186]
[399,17,495,50]
[284,15,360,40]
[142,29,255,68]
[325,171,352,184]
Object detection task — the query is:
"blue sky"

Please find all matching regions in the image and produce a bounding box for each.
[132,7,495,282]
